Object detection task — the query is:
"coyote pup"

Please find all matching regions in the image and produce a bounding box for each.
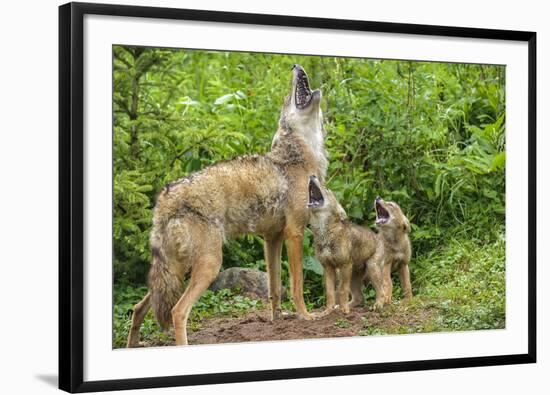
[307,176,386,314]
[353,197,412,305]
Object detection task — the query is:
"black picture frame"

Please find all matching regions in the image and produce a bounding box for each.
[59,2,537,393]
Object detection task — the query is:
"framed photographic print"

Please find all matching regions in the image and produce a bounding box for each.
[59,1,537,393]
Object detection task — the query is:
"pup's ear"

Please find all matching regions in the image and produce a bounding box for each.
[402,217,411,233]
[337,205,348,222]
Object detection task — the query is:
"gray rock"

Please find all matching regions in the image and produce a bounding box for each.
[209,267,286,300]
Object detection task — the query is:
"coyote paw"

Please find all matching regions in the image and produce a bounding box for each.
[372,301,384,311]
[126,341,147,348]
[312,308,335,319]
[281,311,296,319]
[270,308,283,321]
[297,312,314,321]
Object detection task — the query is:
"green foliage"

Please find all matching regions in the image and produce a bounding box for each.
[413,230,506,330]
[334,318,352,329]
[113,285,172,347]
[359,327,388,336]
[113,46,506,340]
[191,289,263,320]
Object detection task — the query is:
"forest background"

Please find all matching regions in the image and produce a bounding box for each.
[112,47,506,347]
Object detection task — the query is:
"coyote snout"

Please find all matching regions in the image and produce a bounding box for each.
[290,64,322,112]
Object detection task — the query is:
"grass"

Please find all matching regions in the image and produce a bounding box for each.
[113,287,263,348]
[334,318,352,329]
[412,232,506,331]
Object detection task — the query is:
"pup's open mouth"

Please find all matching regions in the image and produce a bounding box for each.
[375,199,390,225]
[293,64,320,109]
[308,177,324,208]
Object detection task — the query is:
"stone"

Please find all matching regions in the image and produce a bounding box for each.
[209,267,286,300]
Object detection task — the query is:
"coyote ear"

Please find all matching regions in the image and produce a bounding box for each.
[338,206,348,222]
[402,217,411,233]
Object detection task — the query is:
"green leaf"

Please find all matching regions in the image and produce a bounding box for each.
[349,205,363,219]
[303,256,324,275]
[491,152,506,171]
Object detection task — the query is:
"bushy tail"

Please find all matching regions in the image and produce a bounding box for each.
[148,247,183,329]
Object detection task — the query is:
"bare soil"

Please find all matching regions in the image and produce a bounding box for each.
[144,303,436,347]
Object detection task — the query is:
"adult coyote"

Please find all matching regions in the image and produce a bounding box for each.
[126,65,327,346]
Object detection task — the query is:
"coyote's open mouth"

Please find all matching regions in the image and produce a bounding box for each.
[375,198,390,225]
[293,64,320,110]
[308,176,324,208]
[295,66,312,108]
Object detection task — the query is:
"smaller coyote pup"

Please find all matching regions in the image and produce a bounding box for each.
[307,176,386,314]
[355,196,412,305]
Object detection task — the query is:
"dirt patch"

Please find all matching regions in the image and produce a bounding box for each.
[144,302,436,347]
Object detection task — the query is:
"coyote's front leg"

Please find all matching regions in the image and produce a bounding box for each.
[383,260,393,305]
[264,233,284,320]
[366,260,386,310]
[337,264,352,314]
[399,263,413,302]
[285,226,312,320]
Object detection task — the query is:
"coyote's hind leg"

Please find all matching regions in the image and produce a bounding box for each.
[126,292,151,348]
[349,268,364,308]
[171,254,222,346]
